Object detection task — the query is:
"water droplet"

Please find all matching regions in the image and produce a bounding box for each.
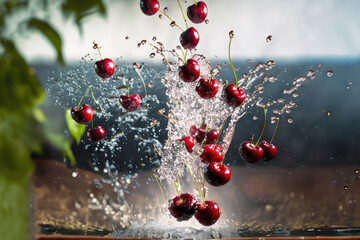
[150,53,155,58]
[141,40,147,45]
[159,14,163,19]
[344,185,349,190]
[170,21,176,27]
[148,82,154,88]
[307,70,315,79]
[247,59,252,63]
[348,80,352,85]
[287,117,294,123]
[293,93,299,98]
[253,115,258,120]
[72,171,78,178]
[125,36,129,40]
[176,45,181,50]
[266,35,272,42]
[137,43,141,48]
[205,19,209,24]
[346,86,350,90]
[326,111,331,116]
[355,169,359,174]
[163,7,168,12]
[229,30,234,38]
[152,36,157,41]
[326,70,333,77]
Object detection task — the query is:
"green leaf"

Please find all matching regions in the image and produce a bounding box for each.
[27,18,65,66]
[65,109,86,145]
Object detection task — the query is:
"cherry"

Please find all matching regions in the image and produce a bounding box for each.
[200,144,224,163]
[189,124,206,143]
[259,141,277,161]
[119,93,142,112]
[94,58,115,79]
[180,136,195,153]
[179,59,200,82]
[187,1,208,24]
[206,129,219,144]
[71,104,93,125]
[239,141,263,163]
[180,27,199,50]
[140,0,160,16]
[168,193,197,221]
[196,78,219,99]
[87,126,105,143]
[194,200,220,226]
[204,161,231,186]
[223,83,246,107]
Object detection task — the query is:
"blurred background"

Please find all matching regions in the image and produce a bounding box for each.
[1,0,360,239]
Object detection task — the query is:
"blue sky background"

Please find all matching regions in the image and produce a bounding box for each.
[20,0,360,62]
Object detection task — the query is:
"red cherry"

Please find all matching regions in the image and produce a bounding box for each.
[194,201,220,226]
[179,59,200,82]
[259,141,277,161]
[200,144,224,163]
[180,136,195,153]
[87,126,105,143]
[196,78,219,99]
[204,161,231,186]
[94,58,115,79]
[206,129,219,144]
[223,83,246,107]
[189,124,206,143]
[140,0,159,16]
[119,93,142,112]
[239,141,263,163]
[180,27,199,50]
[168,193,197,221]
[71,104,93,124]
[187,1,208,24]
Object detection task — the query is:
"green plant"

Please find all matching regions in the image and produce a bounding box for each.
[0,1,106,239]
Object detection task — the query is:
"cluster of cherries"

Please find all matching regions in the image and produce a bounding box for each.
[71,43,143,143]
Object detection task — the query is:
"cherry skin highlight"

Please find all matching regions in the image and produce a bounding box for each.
[223,83,246,107]
[119,93,142,112]
[94,58,115,79]
[168,193,197,221]
[180,136,195,153]
[206,129,219,144]
[200,144,224,163]
[180,27,200,50]
[196,78,219,99]
[179,59,200,82]
[204,161,231,186]
[71,104,93,124]
[140,0,160,16]
[187,1,208,24]
[259,140,277,161]
[239,141,263,163]
[194,200,220,226]
[87,126,105,143]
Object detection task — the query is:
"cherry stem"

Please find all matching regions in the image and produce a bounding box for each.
[153,174,167,206]
[208,71,215,83]
[193,0,198,5]
[147,42,171,68]
[104,131,122,142]
[184,49,188,62]
[180,47,186,63]
[228,37,238,87]
[91,118,94,129]
[177,174,182,192]
[176,0,188,29]
[185,160,205,203]
[89,86,100,106]
[159,10,184,32]
[270,118,280,145]
[255,105,267,146]
[250,134,254,144]
[174,181,182,203]
[77,85,90,108]
[215,114,231,147]
[132,64,147,98]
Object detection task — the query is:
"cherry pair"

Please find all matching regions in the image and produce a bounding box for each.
[240,141,277,163]
[71,104,105,143]
[168,194,220,226]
